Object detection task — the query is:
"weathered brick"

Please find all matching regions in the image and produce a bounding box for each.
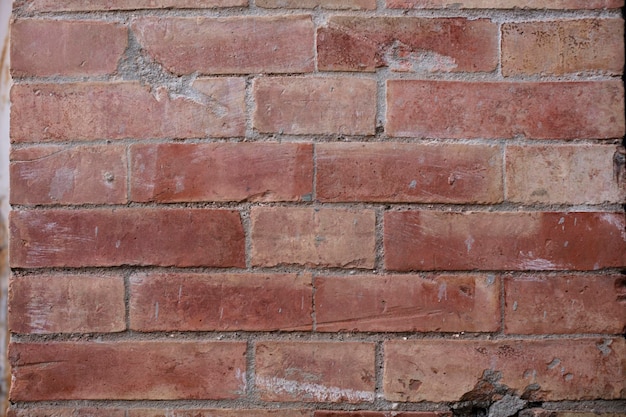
[129,410,310,417]
[11,19,127,77]
[318,17,497,72]
[10,79,245,143]
[255,342,375,403]
[315,274,500,332]
[251,207,376,268]
[9,274,125,334]
[11,145,127,205]
[253,77,376,135]
[386,0,624,8]
[8,408,125,417]
[22,0,247,11]
[131,143,312,203]
[384,211,626,271]
[10,208,245,268]
[257,0,375,8]
[504,274,626,334]
[132,16,314,75]
[505,144,625,204]
[10,341,247,400]
[502,19,624,76]
[519,412,626,417]
[315,413,452,417]
[316,142,503,203]
[130,272,313,331]
[384,338,625,401]
[386,80,625,139]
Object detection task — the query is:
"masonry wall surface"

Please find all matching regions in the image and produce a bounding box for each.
[6,1,626,416]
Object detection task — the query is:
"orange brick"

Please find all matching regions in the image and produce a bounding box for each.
[386,0,624,8]
[22,0,247,10]
[257,0,375,8]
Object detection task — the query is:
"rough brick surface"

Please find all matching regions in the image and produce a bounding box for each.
[257,0,376,8]
[315,274,500,332]
[316,143,503,203]
[386,80,625,139]
[129,272,313,331]
[10,341,247,400]
[10,209,245,268]
[504,274,626,334]
[131,143,312,203]
[132,16,314,75]
[11,145,127,205]
[253,77,377,135]
[129,411,311,417]
[255,342,375,403]
[315,413,452,417]
[502,19,624,76]
[505,144,625,204]
[11,19,127,77]
[386,0,624,8]
[9,274,125,334]
[251,207,376,268]
[384,211,626,271]
[8,409,126,417]
[318,17,497,72]
[10,79,245,142]
[384,338,626,401]
[21,0,246,10]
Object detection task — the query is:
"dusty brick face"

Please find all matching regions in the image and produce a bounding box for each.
[129,411,311,417]
[129,272,313,331]
[383,338,626,402]
[10,208,245,268]
[21,0,247,10]
[11,145,127,205]
[250,207,376,268]
[386,0,624,8]
[504,274,626,334]
[8,409,126,417]
[257,0,376,8]
[386,80,625,139]
[11,19,127,77]
[316,142,503,203]
[502,19,624,76]
[9,274,126,334]
[131,143,313,203]
[10,341,247,401]
[255,342,376,403]
[505,144,625,204]
[318,17,498,72]
[384,211,626,271]
[315,274,500,332]
[253,77,377,135]
[132,16,314,75]
[10,79,245,143]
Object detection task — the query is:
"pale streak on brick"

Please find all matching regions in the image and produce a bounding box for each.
[386,0,624,8]
[8,409,126,417]
[23,0,247,11]
[257,0,376,8]
[384,338,626,401]
[10,79,245,143]
[129,410,311,417]
[11,19,127,77]
[132,16,314,75]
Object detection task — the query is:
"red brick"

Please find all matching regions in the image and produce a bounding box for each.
[384,338,625,401]
[250,207,376,268]
[315,413,451,417]
[386,0,624,8]
[502,19,624,76]
[253,77,376,135]
[21,0,247,10]
[10,341,247,400]
[130,272,313,331]
[318,17,497,72]
[255,342,375,403]
[316,142,503,203]
[506,144,625,205]
[8,409,125,417]
[10,79,245,143]
[384,211,626,271]
[504,274,626,334]
[9,274,125,334]
[386,80,625,140]
[132,16,314,75]
[316,274,500,332]
[129,410,310,417]
[257,0,375,8]
[10,208,245,268]
[11,19,127,77]
[131,143,312,203]
[11,145,127,205]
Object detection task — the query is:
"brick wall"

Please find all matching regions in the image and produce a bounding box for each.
[7,1,626,416]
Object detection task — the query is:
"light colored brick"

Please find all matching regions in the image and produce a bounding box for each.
[386,0,624,8]
[21,0,247,11]
[257,0,375,8]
